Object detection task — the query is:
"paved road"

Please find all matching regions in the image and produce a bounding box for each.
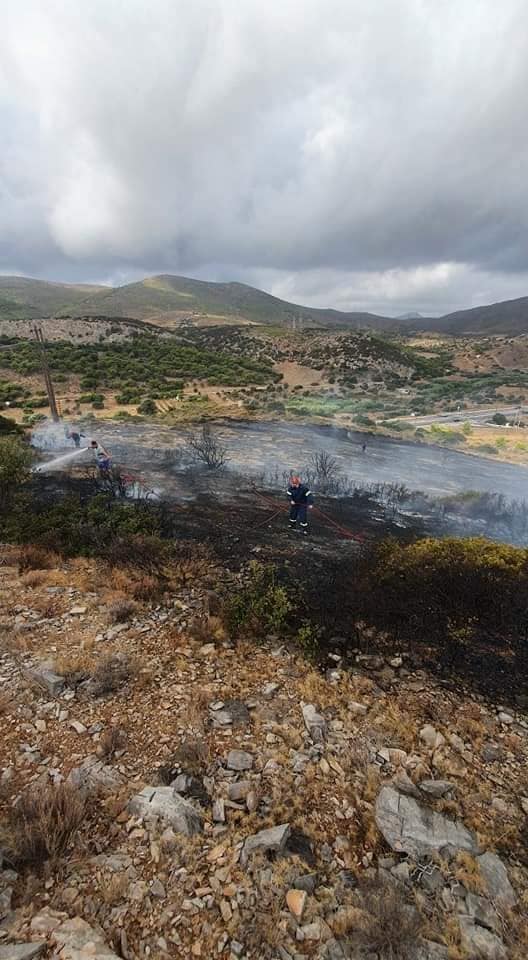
[88,419,528,501]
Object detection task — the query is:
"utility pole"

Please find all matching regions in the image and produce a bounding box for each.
[32,325,60,422]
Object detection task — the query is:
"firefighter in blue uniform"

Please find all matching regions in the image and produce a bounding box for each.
[287,475,314,534]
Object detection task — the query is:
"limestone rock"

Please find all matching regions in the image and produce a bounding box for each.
[419,780,456,799]
[416,942,449,960]
[302,703,327,742]
[459,916,507,960]
[67,755,124,795]
[226,750,253,771]
[25,664,64,697]
[128,787,203,835]
[210,699,250,728]
[476,851,516,907]
[375,787,477,858]
[419,725,445,751]
[241,823,291,866]
[0,946,46,959]
[51,916,119,959]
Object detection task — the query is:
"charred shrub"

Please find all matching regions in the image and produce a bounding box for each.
[225,562,293,637]
[296,536,528,699]
[1,782,86,870]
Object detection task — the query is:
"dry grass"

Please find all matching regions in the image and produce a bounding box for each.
[106,598,138,624]
[353,877,424,959]
[1,782,86,870]
[158,738,210,783]
[20,569,49,588]
[18,545,59,572]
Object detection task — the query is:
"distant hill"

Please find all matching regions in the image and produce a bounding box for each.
[0,274,399,331]
[0,276,108,320]
[2,273,528,335]
[420,296,528,336]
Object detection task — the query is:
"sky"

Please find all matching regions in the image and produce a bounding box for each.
[1,0,528,317]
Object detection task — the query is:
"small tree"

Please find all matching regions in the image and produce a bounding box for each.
[186,424,229,470]
[308,450,342,494]
[138,399,157,416]
[0,436,33,508]
[492,412,507,425]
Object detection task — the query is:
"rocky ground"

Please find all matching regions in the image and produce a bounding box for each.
[0,544,527,960]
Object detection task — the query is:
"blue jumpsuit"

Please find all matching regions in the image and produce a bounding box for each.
[287,483,314,530]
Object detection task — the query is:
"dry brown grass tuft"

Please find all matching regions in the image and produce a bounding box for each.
[106,598,138,624]
[20,569,49,588]
[18,545,58,572]
[158,738,210,783]
[1,782,86,870]
[353,876,424,959]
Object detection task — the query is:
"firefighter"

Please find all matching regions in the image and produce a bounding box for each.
[287,475,313,534]
[69,429,84,448]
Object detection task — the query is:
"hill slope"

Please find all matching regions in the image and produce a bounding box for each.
[424,295,528,335]
[0,276,108,320]
[0,274,399,330]
[3,273,528,334]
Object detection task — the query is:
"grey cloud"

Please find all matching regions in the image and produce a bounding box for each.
[1,0,528,315]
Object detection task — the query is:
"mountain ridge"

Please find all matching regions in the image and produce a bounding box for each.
[1,273,528,334]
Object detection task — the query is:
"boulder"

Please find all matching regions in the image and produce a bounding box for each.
[51,916,119,959]
[459,917,507,960]
[67,755,124,795]
[25,664,64,697]
[210,699,250,728]
[241,823,291,866]
[226,750,253,771]
[416,943,449,960]
[128,787,203,835]
[476,851,517,907]
[419,780,456,799]
[0,946,46,960]
[375,787,477,858]
[302,703,327,742]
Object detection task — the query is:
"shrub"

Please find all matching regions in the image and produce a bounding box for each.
[0,436,32,507]
[226,562,293,636]
[18,544,57,572]
[492,412,507,425]
[353,877,423,959]
[91,654,132,696]
[106,598,138,624]
[138,398,157,416]
[1,783,86,870]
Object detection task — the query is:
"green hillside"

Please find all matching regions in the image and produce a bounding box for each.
[0,276,108,320]
[0,274,397,330]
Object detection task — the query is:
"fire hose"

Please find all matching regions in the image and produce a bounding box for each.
[250,485,366,543]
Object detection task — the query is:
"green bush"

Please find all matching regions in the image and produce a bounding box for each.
[0,436,33,507]
[225,562,293,637]
[138,398,157,416]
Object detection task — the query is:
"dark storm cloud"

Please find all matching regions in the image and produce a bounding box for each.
[1,0,528,315]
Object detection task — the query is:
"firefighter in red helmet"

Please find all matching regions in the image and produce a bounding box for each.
[287,475,314,534]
